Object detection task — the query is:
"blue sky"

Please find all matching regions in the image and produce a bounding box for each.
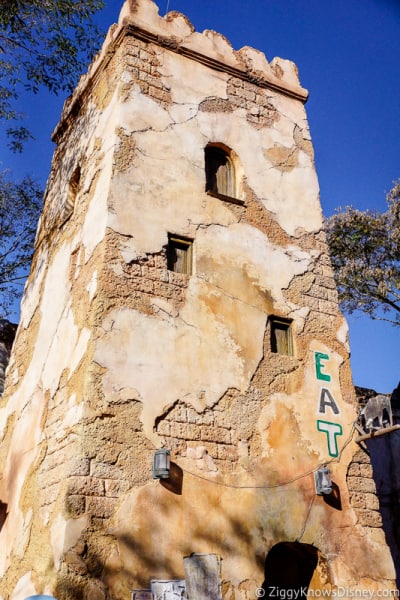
[3,0,400,393]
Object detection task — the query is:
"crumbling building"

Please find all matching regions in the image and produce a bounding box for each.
[0,1,396,598]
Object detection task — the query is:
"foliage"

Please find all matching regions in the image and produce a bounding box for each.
[0,1,105,317]
[325,181,400,326]
[0,0,104,151]
[0,171,43,317]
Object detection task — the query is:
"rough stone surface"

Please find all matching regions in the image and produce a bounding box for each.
[347,454,382,529]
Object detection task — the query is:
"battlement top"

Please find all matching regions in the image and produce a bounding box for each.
[54,0,308,141]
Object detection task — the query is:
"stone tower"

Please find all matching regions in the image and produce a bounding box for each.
[0,1,395,598]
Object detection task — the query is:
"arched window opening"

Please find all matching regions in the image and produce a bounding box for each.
[67,166,81,213]
[62,165,81,224]
[205,145,236,199]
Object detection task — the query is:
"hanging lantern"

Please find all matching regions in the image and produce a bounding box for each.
[314,466,332,495]
[152,449,171,479]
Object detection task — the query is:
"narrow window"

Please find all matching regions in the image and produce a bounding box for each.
[270,317,293,356]
[0,501,7,532]
[205,145,235,198]
[167,235,193,275]
[67,166,81,211]
[62,165,81,223]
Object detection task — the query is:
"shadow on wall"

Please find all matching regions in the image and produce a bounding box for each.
[51,464,325,600]
[52,493,271,600]
[53,540,319,600]
[160,462,183,495]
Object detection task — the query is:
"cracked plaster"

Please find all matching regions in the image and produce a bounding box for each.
[0,239,91,579]
[113,72,319,238]
[96,224,314,443]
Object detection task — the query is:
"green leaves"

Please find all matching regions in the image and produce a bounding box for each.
[0,1,105,315]
[0,171,42,317]
[0,0,105,150]
[325,181,400,326]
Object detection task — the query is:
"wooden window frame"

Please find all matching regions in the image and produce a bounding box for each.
[270,317,294,356]
[167,235,193,275]
[205,144,243,204]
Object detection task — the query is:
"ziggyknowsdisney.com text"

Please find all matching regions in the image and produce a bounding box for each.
[256,588,400,599]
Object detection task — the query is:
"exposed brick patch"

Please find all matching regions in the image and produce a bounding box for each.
[300,252,339,317]
[86,496,117,520]
[199,97,234,113]
[155,389,266,472]
[102,235,190,316]
[347,450,382,529]
[114,128,137,172]
[227,77,279,128]
[122,38,172,108]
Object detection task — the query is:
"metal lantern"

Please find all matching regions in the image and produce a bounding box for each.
[314,466,332,495]
[152,449,171,479]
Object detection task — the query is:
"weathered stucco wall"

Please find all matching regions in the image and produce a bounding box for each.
[0,1,396,599]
